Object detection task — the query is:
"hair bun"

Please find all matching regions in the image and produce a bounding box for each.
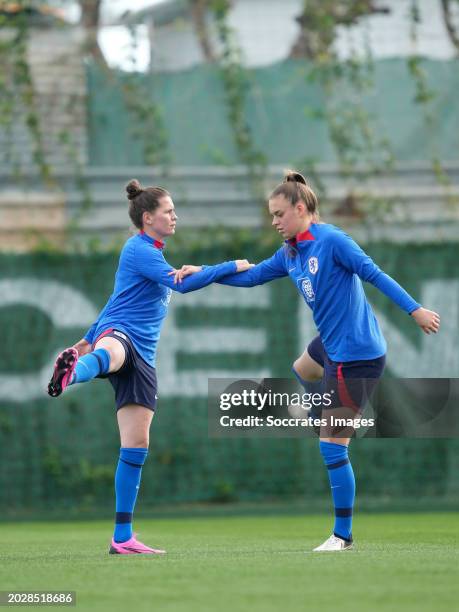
[284,170,307,185]
[126,179,143,200]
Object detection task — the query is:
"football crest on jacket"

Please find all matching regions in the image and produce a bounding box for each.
[300,277,315,302]
[308,256,319,274]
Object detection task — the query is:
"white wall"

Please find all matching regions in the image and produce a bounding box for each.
[226,0,302,67]
[334,0,459,60]
[144,0,458,73]
[153,19,205,71]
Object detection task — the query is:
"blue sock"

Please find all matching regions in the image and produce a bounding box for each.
[114,447,148,543]
[319,441,355,542]
[70,348,110,385]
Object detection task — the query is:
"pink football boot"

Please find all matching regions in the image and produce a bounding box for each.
[109,534,166,555]
[47,347,79,397]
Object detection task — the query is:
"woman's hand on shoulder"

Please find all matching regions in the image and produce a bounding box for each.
[170,265,202,284]
[411,307,440,334]
[235,259,255,272]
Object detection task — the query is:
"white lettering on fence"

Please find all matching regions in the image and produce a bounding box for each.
[0,279,457,402]
[0,279,98,402]
[298,280,458,378]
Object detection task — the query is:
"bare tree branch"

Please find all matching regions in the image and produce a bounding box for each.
[190,0,217,62]
[440,0,459,53]
[79,0,107,66]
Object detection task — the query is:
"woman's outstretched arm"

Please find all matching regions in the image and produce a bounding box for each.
[332,230,440,334]
[173,247,288,288]
[135,241,252,293]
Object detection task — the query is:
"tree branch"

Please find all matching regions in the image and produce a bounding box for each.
[190,0,217,62]
[440,0,459,53]
[79,0,107,67]
[289,0,391,60]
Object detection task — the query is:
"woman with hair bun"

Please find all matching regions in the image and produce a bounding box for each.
[47,179,252,555]
[176,170,440,552]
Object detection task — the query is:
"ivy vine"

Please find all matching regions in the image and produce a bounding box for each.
[209,0,267,202]
[294,0,396,216]
[0,4,53,183]
[121,23,171,168]
[407,0,452,193]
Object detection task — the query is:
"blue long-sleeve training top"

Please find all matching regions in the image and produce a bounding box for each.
[218,223,420,362]
[84,231,237,367]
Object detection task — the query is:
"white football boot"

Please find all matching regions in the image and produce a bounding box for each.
[313,534,354,552]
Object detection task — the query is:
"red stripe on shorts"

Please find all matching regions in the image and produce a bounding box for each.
[337,363,360,413]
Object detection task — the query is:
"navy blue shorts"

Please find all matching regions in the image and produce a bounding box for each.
[94,329,158,412]
[307,336,385,413]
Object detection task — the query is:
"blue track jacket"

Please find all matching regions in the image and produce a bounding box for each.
[218,223,420,362]
[84,231,237,367]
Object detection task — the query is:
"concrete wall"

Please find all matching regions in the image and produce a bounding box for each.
[0,191,65,252]
[0,25,87,172]
[1,162,458,251]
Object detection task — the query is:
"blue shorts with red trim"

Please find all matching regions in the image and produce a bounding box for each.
[93,328,158,412]
[307,336,385,413]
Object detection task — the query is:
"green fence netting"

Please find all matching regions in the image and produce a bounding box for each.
[0,242,458,514]
[87,58,459,166]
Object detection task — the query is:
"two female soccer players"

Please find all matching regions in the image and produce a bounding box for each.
[48,180,252,554]
[176,171,440,551]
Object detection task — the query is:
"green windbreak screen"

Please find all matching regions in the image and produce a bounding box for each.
[87,58,459,166]
[0,243,458,514]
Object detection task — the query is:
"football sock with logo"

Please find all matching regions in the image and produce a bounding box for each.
[319,441,355,542]
[114,448,148,543]
[70,348,110,385]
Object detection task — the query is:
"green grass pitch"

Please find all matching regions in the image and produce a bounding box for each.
[0,513,457,612]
